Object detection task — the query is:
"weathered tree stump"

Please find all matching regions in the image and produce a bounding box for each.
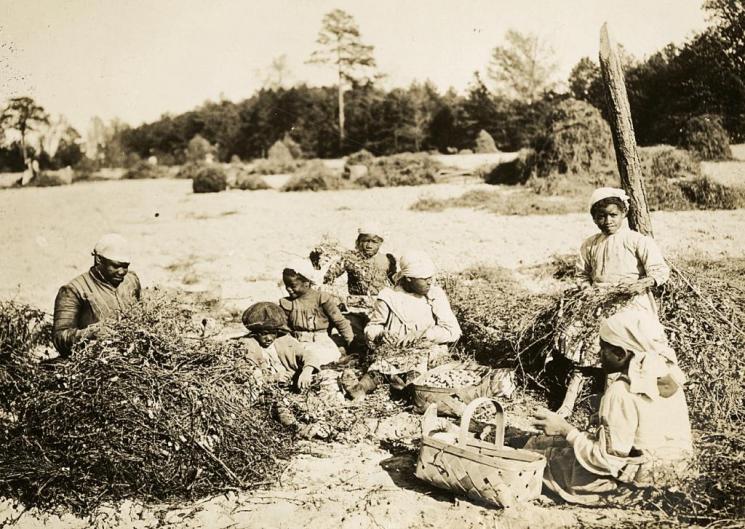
[599,23,653,237]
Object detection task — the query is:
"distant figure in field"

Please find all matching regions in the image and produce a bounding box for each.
[52,233,141,357]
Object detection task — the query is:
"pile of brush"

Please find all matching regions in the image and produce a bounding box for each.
[0,291,293,512]
[445,257,745,521]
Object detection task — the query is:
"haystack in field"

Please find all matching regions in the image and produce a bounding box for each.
[0,292,293,512]
[529,98,616,192]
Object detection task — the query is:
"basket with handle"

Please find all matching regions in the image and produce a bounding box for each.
[415,397,546,508]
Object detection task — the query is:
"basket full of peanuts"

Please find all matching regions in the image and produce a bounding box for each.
[410,362,516,417]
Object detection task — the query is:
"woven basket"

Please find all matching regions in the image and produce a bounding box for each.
[415,398,546,508]
[411,365,514,417]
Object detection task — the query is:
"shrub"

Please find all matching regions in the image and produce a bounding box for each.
[233,172,270,191]
[123,161,170,180]
[175,161,203,180]
[0,301,51,360]
[247,158,305,175]
[483,149,536,185]
[678,177,745,210]
[192,165,227,193]
[267,140,293,163]
[186,134,214,163]
[356,153,440,188]
[281,160,346,192]
[640,147,700,181]
[345,149,375,168]
[32,168,74,187]
[474,129,499,153]
[531,98,614,178]
[679,115,732,161]
[281,134,302,159]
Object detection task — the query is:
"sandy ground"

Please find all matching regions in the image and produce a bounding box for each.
[1,179,744,528]
[2,179,744,316]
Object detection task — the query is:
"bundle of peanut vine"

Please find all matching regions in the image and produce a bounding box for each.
[0,291,293,512]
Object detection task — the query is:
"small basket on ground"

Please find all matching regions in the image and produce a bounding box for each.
[411,363,515,417]
[415,398,546,508]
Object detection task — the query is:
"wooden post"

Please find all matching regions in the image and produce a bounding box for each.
[598,23,654,237]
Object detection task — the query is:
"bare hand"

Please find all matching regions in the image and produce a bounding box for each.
[271,370,293,385]
[297,367,314,390]
[81,322,105,340]
[621,277,655,295]
[398,331,424,347]
[531,408,574,437]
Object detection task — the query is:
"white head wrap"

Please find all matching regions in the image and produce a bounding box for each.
[358,222,385,240]
[93,233,131,263]
[599,310,685,399]
[589,187,630,211]
[284,258,321,284]
[393,250,436,284]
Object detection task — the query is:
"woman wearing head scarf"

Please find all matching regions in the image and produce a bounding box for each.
[557,187,672,417]
[341,250,461,400]
[523,310,693,506]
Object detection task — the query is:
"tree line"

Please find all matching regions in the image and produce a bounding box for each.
[0,1,741,172]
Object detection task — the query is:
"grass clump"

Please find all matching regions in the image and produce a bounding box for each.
[192,165,227,193]
[678,177,745,210]
[357,153,440,188]
[410,188,585,216]
[123,161,170,180]
[281,160,346,192]
[0,301,51,360]
[0,292,293,512]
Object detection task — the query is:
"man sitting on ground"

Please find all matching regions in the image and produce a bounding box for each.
[52,233,141,357]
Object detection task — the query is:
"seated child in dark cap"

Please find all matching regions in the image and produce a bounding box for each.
[241,301,321,390]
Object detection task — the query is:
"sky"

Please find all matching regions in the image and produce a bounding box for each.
[1,0,709,133]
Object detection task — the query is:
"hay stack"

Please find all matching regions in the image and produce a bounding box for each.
[0,292,293,511]
[530,98,615,183]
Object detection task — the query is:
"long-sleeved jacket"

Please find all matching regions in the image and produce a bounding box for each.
[241,334,322,372]
[577,225,669,315]
[279,289,355,346]
[364,285,461,346]
[52,268,141,357]
[567,376,692,478]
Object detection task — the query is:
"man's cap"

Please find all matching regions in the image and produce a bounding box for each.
[93,233,131,263]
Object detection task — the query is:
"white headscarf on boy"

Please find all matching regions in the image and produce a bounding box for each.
[589,187,630,210]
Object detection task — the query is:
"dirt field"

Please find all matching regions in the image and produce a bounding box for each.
[2,179,744,315]
[1,179,744,528]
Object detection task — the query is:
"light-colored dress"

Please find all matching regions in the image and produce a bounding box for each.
[565,225,670,366]
[364,285,461,374]
[524,376,693,506]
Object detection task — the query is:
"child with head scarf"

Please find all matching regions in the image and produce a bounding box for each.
[280,259,355,366]
[341,250,461,400]
[524,310,692,506]
[557,187,672,417]
[323,222,397,353]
